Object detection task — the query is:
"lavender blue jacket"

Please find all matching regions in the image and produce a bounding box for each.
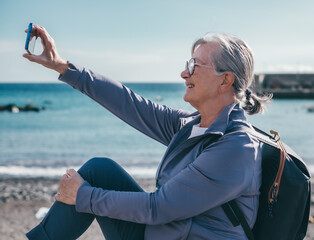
[59,63,262,240]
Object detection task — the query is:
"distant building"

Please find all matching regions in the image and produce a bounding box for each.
[253,73,314,98]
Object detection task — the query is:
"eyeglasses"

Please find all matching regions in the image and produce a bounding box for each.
[185,58,215,75]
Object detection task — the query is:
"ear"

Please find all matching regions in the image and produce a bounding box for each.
[220,72,235,93]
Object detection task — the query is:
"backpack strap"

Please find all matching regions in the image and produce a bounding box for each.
[227,125,301,160]
[222,125,259,240]
[222,200,255,240]
[226,125,276,146]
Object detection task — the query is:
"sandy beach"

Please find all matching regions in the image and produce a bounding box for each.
[0,177,313,240]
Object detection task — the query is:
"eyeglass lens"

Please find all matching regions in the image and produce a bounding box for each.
[186,58,195,75]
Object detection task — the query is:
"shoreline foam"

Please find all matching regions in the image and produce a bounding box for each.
[0,165,158,179]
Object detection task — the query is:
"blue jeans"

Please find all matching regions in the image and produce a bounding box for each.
[26,158,146,240]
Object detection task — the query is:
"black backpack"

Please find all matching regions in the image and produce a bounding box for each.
[222,126,311,240]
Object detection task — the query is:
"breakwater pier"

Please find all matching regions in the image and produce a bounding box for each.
[253,73,314,98]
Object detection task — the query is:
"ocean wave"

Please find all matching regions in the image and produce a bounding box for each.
[0,165,157,179]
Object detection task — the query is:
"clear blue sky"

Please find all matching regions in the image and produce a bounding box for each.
[1,0,314,83]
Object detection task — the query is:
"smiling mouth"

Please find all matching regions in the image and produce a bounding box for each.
[187,84,195,88]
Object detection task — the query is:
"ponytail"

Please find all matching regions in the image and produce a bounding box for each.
[242,89,272,115]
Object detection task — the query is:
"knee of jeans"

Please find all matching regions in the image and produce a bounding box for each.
[78,157,119,182]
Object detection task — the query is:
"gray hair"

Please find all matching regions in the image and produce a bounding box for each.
[192,33,271,115]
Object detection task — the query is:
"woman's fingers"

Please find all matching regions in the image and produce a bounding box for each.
[22,53,33,61]
[66,169,76,176]
[35,26,54,50]
[22,53,42,64]
[23,52,50,66]
[33,26,49,42]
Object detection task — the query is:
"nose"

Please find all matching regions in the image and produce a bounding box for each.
[181,67,190,80]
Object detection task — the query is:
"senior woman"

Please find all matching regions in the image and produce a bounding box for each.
[24,26,270,240]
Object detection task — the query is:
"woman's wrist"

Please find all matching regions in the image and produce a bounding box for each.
[55,59,69,75]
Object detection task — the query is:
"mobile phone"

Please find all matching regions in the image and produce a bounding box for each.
[25,23,37,55]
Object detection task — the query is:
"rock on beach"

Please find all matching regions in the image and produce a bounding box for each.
[0,104,45,113]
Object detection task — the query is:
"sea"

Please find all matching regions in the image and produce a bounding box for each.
[1,83,314,179]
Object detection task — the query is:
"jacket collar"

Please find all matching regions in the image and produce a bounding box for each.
[182,103,246,136]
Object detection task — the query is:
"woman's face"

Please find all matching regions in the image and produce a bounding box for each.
[181,43,223,110]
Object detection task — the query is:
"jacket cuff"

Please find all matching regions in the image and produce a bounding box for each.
[75,181,95,214]
[58,62,84,89]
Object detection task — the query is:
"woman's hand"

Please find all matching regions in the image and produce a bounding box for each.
[55,169,84,205]
[23,25,68,75]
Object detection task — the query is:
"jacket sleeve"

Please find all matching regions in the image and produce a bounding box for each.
[58,63,191,146]
[75,132,260,225]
